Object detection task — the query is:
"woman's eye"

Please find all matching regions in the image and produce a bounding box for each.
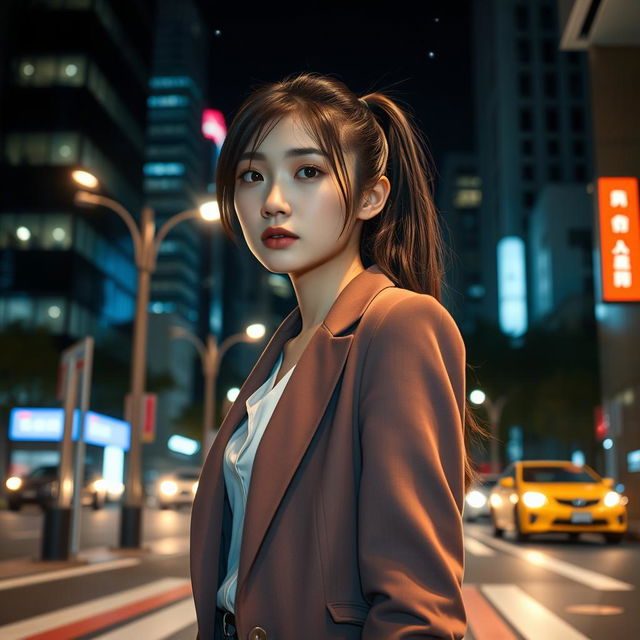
[238,169,262,183]
[296,166,323,179]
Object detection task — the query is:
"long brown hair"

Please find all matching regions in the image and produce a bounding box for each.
[216,71,490,491]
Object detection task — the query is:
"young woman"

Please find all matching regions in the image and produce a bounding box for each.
[190,71,487,640]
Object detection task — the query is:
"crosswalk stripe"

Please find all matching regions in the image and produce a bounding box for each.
[0,558,141,592]
[91,598,196,639]
[472,531,634,591]
[480,584,589,640]
[0,578,188,639]
[25,583,192,640]
[464,536,496,556]
[462,585,517,640]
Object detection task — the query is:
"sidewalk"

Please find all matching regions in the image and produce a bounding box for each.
[0,535,189,583]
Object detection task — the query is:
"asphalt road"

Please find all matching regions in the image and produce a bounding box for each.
[0,507,637,639]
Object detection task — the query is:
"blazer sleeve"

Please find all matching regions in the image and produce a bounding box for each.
[357,294,467,640]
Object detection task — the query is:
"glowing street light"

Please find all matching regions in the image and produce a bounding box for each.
[72,171,219,548]
[469,389,506,473]
[170,323,266,461]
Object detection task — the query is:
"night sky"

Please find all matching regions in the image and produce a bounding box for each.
[206,1,474,180]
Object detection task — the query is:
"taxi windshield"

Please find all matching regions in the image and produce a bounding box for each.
[522,466,600,483]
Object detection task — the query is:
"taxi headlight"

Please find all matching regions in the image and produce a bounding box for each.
[522,491,547,508]
[92,478,107,492]
[5,476,22,491]
[159,480,178,497]
[465,490,487,509]
[604,491,622,507]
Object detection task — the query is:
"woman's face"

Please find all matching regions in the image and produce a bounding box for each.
[233,114,360,277]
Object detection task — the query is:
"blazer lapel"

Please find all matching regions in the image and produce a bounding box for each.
[236,264,396,598]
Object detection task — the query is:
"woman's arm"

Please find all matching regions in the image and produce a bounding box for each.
[358,294,467,640]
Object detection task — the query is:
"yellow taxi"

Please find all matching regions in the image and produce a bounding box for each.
[489,460,628,544]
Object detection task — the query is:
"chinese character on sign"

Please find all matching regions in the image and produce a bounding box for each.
[612,239,632,288]
[610,189,628,208]
[611,213,630,233]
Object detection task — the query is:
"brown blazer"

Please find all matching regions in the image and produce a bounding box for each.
[190,264,468,640]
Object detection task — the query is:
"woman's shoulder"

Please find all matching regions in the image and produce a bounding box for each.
[358,286,464,360]
[366,287,457,333]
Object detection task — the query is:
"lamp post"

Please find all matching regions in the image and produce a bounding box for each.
[72,170,219,548]
[469,389,507,474]
[170,323,266,462]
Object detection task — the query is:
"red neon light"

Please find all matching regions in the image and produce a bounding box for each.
[202,109,226,146]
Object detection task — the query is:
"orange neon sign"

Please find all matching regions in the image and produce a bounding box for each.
[597,177,640,302]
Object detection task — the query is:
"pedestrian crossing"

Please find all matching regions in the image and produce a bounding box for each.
[0,532,633,639]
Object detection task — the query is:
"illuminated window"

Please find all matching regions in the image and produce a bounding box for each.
[455,175,480,188]
[144,162,186,176]
[454,188,482,209]
[150,76,195,90]
[58,57,86,86]
[148,94,189,108]
[16,57,56,86]
[50,132,79,165]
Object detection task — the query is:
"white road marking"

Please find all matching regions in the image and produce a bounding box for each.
[464,536,496,556]
[473,531,634,591]
[0,577,188,639]
[91,598,196,639]
[0,557,140,591]
[480,584,590,640]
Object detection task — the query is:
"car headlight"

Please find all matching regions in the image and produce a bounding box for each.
[489,493,503,507]
[604,491,622,507]
[192,481,199,494]
[159,480,178,497]
[522,491,547,508]
[5,476,22,491]
[92,478,107,492]
[465,490,487,509]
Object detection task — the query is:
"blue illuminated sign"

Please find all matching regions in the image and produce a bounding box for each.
[9,408,130,451]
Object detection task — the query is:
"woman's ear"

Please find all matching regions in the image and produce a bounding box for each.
[357,176,391,221]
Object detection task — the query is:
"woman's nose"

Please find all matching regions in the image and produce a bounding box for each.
[261,181,291,218]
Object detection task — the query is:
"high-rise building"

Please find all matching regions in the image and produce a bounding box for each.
[472,0,594,336]
[141,0,214,472]
[0,0,155,344]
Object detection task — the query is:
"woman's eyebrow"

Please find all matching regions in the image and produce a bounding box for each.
[239,147,327,161]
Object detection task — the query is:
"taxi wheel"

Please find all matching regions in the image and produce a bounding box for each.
[490,509,504,538]
[514,507,529,543]
[604,533,623,545]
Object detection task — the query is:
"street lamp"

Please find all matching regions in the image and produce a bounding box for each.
[170,323,266,462]
[469,389,507,474]
[72,170,219,548]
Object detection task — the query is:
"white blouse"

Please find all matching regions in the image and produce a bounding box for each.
[216,350,296,613]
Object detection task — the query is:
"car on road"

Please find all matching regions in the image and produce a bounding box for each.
[154,468,200,509]
[489,460,628,544]
[464,473,500,521]
[4,465,107,511]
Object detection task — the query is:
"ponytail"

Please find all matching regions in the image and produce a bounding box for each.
[358,93,445,300]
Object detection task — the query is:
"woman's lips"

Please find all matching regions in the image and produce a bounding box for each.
[262,236,298,249]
